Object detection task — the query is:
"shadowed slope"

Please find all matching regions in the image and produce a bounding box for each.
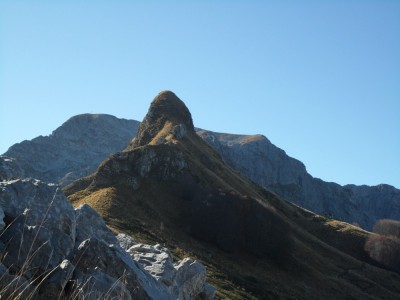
[65,91,400,299]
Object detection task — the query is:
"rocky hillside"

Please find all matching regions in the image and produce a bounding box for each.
[0,157,215,299]
[3,113,399,230]
[197,131,400,230]
[65,91,400,299]
[4,114,139,186]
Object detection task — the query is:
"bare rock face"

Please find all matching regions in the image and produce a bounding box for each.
[0,179,174,299]
[197,130,400,230]
[126,244,215,300]
[0,156,24,181]
[3,114,139,186]
[0,179,76,278]
[130,91,194,148]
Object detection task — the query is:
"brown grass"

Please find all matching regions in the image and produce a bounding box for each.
[65,125,400,299]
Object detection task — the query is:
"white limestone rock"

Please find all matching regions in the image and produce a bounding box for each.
[126,243,215,299]
[116,233,137,250]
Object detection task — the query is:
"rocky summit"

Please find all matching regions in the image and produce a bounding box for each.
[129,90,194,148]
[65,91,400,299]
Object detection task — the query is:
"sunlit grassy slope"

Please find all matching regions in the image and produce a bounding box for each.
[65,91,400,299]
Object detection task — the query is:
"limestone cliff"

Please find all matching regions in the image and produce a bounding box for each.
[197,130,400,230]
[4,114,139,186]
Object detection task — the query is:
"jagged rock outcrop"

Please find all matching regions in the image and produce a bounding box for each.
[4,114,139,186]
[115,234,215,299]
[197,130,400,229]
[0,175,214,299]
[129,91,194,148]
[65,91,400,299]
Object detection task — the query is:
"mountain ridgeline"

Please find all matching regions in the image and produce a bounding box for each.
[3,106,399,231]
[62,91,400,299]
[4,114,139,186]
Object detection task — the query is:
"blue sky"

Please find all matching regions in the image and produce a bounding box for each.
[1,1,399,188]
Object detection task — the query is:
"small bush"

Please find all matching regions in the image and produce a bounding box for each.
[365,219,400,273]
[373,219,400,238]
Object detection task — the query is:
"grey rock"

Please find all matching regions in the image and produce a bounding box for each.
[73,204,171,299]
[0,263,35,299]
[202,283,217,300]
[0,206,4,232]
[174,258,208,300]
[71,268,132,300]
[116,233,137,250]
[75,204,119,245]
[0,156,23,181]
[128,244,176,286]
[73,238,172,300]
[4,114,139,186]
[197,130,400,230]
[38,259,75,299]
[127,243,215,299]
[0,178,176,299]
[0,179,76,277]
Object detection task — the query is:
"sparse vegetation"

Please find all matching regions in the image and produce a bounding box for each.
[365,219,400,272]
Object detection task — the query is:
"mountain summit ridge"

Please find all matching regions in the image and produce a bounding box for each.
[65,91,400,299]
[3,108,399,230]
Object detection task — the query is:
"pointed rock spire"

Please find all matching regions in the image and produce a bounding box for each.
[130,91,194,148]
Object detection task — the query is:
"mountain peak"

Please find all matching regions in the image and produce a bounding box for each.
[129,91,194,148]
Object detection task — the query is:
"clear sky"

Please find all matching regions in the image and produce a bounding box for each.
[1,1,399,188]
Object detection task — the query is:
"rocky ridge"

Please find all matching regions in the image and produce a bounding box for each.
[197,131,400,230]
[4,114,139,186]
[65,91,400,299]
[0,158,215,299]
[3,112,398,230]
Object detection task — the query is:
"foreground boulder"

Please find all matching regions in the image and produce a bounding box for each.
[126,243,215,299]
[0,178,214,299]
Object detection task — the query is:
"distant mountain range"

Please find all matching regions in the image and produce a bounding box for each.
[3,109,399,231]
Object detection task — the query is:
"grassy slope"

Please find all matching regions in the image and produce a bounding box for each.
[66,131,400,300]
